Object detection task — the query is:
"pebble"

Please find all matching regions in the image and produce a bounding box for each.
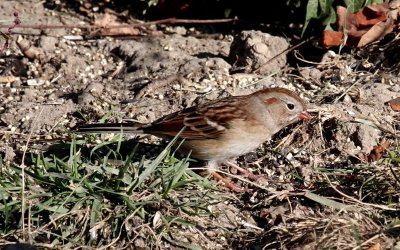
[85,82,104,97]
[78,92,95,105]
[27,79,47,86]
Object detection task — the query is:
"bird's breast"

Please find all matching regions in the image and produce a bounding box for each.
[178,120,271,161]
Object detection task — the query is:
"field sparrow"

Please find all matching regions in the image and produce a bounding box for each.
[78,88,310,191]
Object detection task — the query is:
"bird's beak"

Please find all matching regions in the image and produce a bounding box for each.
[298,111,312,120]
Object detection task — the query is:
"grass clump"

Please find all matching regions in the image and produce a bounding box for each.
[0,133,223,249]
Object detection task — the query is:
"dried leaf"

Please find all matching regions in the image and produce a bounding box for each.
[0,75,16,83]
[357,20,394,47]
[389,0,400,21]
[356,3,389,27]
[16,35,46,61]
[367,243,381,250]
[323,30,344,47]
[388,97,400,111]
[367,139,391,162]
[324,3,397,48]
[337,5,358,32]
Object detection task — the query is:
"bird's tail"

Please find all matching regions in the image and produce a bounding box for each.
[76,122,145,134]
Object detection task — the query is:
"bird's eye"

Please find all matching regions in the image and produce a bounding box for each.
[286,103,295,110]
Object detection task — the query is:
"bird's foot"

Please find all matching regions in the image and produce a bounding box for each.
[211,171,253,192]
[225,161,264,181]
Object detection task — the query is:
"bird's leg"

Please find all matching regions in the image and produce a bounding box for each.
[207,160,245,192]
[211,171,245,192]
[225,161,261,181]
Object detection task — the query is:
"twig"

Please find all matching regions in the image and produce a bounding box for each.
[293,50,336,66]
[20,107,44,240]
[0,11,20,52]
[351,234,382,250]
[134,74,191,101]
[253,36,315,73]
[323,173,397,211]
[333,78,362,103]
[190,167,270,190]
[387,160,400,185]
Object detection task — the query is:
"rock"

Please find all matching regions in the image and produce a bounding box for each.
[85,82,104,97]
[353,124,380,153]
[0,145,16,163]
[299,67,322,81]
[40,36,59,52]
[78,92,96,105]
[229,30,289,74]
[22,88,36,101]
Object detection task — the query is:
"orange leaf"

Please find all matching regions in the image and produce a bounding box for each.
[367,139,390,162]
[388,97,400,111]
[367,243,381,250]
[323,30,344,47]
[356,3,388,28]
[325,3,395,48]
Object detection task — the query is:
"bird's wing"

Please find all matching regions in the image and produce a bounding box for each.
[145,98,247,140]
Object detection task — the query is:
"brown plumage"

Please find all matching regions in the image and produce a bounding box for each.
[77,87,311,191]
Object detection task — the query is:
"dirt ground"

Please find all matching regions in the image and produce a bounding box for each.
[0,1,400,249]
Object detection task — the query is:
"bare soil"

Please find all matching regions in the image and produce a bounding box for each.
[0,1,399,249]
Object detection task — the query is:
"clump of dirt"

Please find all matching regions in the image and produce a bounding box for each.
[229,30,289,74]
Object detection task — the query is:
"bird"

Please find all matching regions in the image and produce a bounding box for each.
[77,87,311,191]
